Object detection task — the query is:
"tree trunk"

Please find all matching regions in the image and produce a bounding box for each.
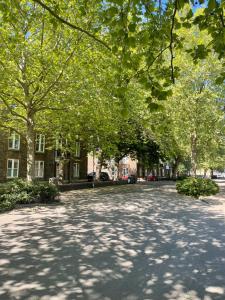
[58,159,64,181]
[210,168,214,179]
[172,157,180,179]
[26,118,35,182]
[98,152,104,178]
[191,132,197,177]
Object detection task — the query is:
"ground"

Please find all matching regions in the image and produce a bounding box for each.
[0,181,225,300]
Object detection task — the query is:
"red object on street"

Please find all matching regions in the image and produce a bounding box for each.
[147,175,157,181]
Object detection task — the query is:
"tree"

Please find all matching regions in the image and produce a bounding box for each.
[150,19,225,177]
[0,1,101,181]
[32,0,225,83]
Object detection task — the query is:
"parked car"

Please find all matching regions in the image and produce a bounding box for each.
[99,172,110,181]
[87,172,110,182]
[146,175,158,181]
[119,175,137,183]
[128,175,137,184]
[87,172,96,182]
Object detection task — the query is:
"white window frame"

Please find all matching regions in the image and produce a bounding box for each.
[36,134,45,153]
[8,132,20,150]
[35,160,44,178]
[7,159,19,178]
[73,163,80,178]
[75,141,80,157]
[122,168,129,176]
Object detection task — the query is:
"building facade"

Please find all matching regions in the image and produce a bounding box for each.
[0,131,87,182]
[87,154,138,180]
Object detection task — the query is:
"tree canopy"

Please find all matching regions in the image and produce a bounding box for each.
[0,1,224,180]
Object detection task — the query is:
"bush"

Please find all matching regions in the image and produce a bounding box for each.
[2,191,33,204]
[176,177,219,199]
[0,179,59,212]
[31,183,59,202]
[0,195,16,212]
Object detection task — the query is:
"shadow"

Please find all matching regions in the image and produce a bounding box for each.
[0,182,225,299]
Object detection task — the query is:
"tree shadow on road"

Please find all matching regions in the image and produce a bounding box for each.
[0,184,225,300]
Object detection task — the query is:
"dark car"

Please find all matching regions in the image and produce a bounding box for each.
[87,172,96,182]
[128,175,137,184]
[100,172,110,181]
[87,172,110,182]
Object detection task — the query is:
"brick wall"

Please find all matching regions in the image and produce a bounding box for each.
[0,132,87,182]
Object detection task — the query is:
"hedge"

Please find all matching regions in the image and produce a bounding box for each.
[176,177,219,199]
[0,179,59,213]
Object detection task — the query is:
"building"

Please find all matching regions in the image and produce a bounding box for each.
[0,131,87,182]
[87,153,138,180]
[118,156,137,179]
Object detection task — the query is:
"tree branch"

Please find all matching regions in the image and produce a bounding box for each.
[169,0,178,84]
[219,10,225,28]
[33,46,77,107]
[0,124,25,137]
[0,96,28,122]
[125,45,170,84]
[35,106,69,112]
[32,0,111,51]
[0,91,27,109]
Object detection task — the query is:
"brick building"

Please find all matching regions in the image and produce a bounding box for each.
[0,131,87,182]
[87,154,138,180]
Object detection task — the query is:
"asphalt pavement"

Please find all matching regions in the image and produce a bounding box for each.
[0,181,225,300]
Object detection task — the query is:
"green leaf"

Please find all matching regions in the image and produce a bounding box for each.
[128,23,136,32]
[0,1,8,11]
[186,9,193,19]
[182,22,192,28]
[193,44,209,60]
[215,73,225,84]
[106,6,118,17]
[111,0,124,5]
[208,0,217,10]
[148,102,162,111]
[127,36,136,47]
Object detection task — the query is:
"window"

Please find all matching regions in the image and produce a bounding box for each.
[8,132,20,150]
[122,168,128,176]
[112,167,115,176]
[7,159,19,178]
[75,142,80,157]
[36,134,45,152]
[35,161,44,178]
[73,163,80,178]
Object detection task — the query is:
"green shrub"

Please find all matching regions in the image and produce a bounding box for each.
[31,183,59,202]
[1,191,33,204]
[0,179,59,212]
[176,177,219,199]
[0,198,16,212]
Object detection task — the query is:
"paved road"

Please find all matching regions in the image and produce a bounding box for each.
[0,182,225,300]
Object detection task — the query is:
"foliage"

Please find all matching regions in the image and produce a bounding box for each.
[0,0,107,180]
[0,179,59,212]
[31,183,59,202]
[150,21,225,176]
[0,191,32,205]
[0,1,224,181]
[176,177,219,199]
